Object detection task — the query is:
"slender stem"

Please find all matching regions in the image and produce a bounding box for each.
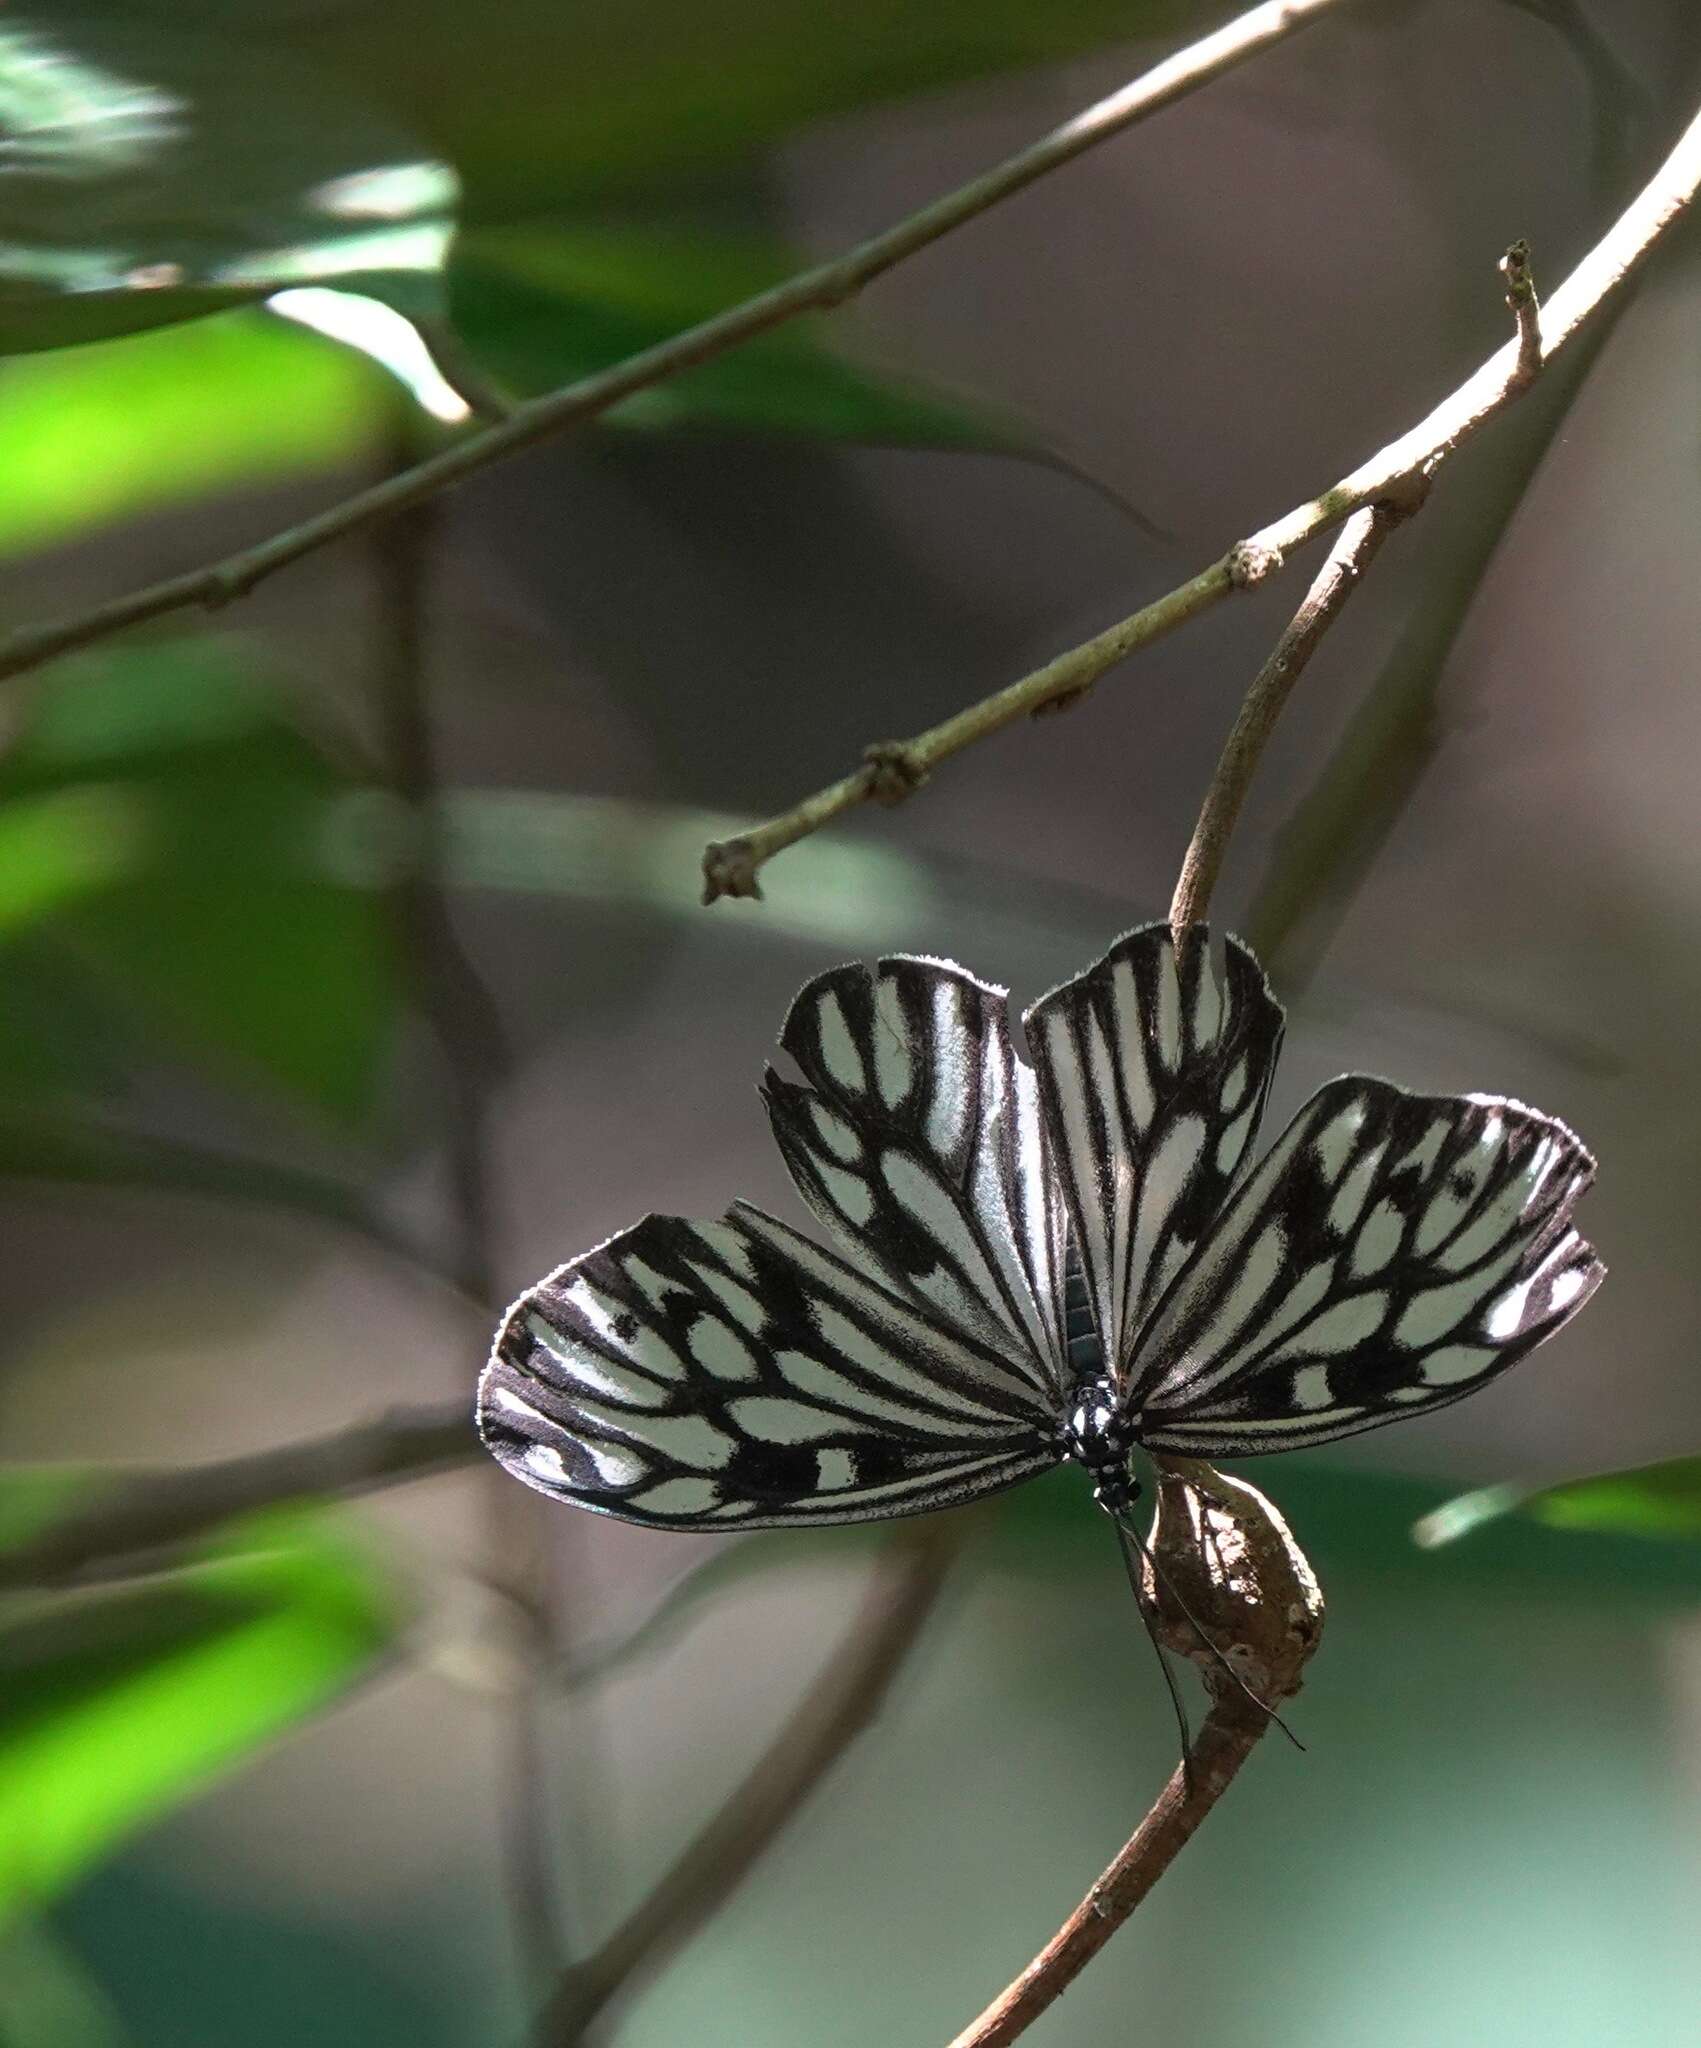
[1168,503,1398,934]
[699,564,1230,902]
[702,89,1701,901]
[536,1528,956,2045]
[0,1404,477,1593]
[946,1706,1266,2048]
[372,477,509,1313]
[1242,320,1612,991]
[370,421,569,1997]
[0,1,1351,693]
[0,1116,457,1289]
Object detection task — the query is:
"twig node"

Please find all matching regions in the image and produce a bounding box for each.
[862,743,930,806]
[1227,539,1284,589]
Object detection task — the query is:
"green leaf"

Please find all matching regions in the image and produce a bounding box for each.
[0,309,391,561]
[0,1482,404,1928]
[268,0,1214,220]
[1415,1456,1701,1550]
[0,16,455,354]
[0,643,397,1121]
[450,224,1019,447]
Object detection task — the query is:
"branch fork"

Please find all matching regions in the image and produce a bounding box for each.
[704,126,1701,904]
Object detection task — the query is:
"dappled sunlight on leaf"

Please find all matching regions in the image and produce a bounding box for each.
[0,310,390,560]
[0,18,455,353]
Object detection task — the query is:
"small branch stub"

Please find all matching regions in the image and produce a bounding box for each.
[701,837,763,904]
[1500,237,1543,388]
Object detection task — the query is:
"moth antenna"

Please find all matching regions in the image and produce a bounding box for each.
[1112,1515,1197,1797]
[1114,1514,1306,1754]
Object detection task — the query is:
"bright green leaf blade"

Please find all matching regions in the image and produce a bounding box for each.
[0,16,456,354]
[1415,1456,1701,1550]
[0,309,390,561]
[0,1484,404,1928]
[450,224,1020,447]
[0,642,397,1122]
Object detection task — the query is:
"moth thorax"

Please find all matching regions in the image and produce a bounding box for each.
[1061,1376,1140,1512]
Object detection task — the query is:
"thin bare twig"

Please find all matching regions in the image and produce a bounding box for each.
[1242,315,1615,992]
[0,0,1348,693]
[371,422,568,1994]
[536,1527,957,2045]
[947,1705,1266,2048]
[0,1404,477,1594]
[1168,502,1399,934]
[703,90,1701,901]
[0,1115,455,1288]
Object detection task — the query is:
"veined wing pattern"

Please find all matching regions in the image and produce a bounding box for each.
[481,925,1603,1528]
[1130,1077,1602,1454]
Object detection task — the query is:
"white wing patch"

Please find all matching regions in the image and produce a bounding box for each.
[1128,1077,1604,1455]
[1025,924,1285,1388]
[761,954,1069,1403]
[479,1206,1059,1530]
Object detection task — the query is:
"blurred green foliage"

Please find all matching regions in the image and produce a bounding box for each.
[0,17,454,351]
[0,1471,404,1930]
[0,313,390,561]
[1417,1455,1701,1550]
[263,0,1213,218]
[0,0,1209,464]
[451,226,1018,446]
[0,642,394,1119]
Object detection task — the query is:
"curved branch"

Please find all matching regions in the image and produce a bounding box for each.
[0,1403,477,1593]
[536,1527,957,2045]
[702,92,1701,901]
[947,1705,1266,2048]
[1168,501,1400,934]
[0,0,1349,691]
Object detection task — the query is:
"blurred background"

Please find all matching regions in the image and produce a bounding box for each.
[3,0,1701,2042]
